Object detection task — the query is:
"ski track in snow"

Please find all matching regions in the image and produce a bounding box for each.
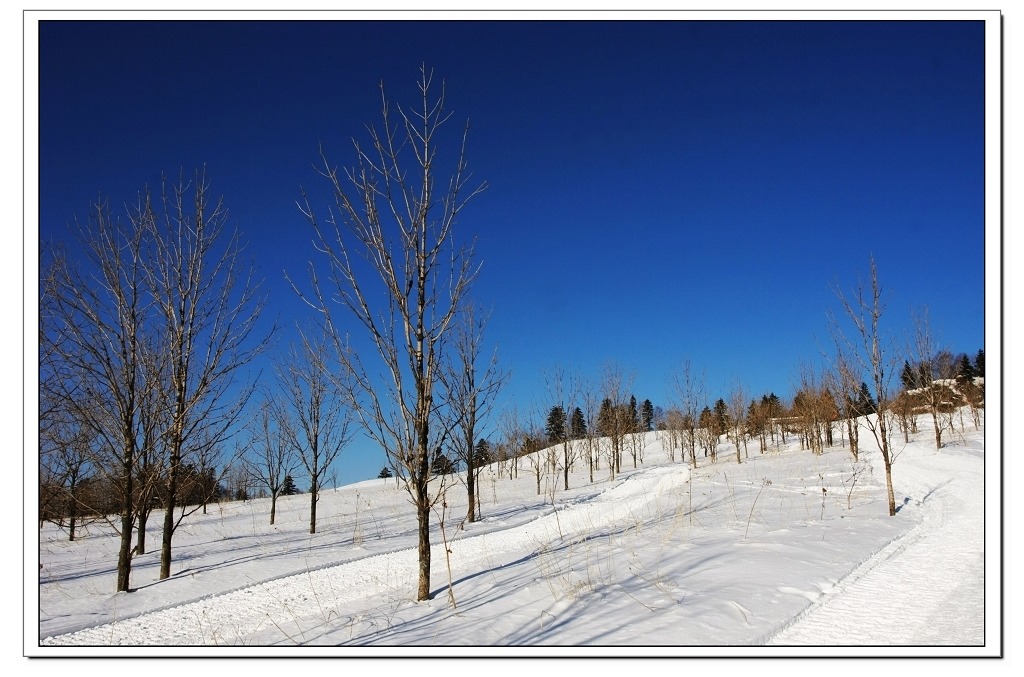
[763,443,984,646]
[41,466,684,646]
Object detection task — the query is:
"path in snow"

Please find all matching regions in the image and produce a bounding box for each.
[765,442,985,646]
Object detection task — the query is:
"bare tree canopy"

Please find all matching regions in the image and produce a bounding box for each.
[295,66,486,601]
[272,327,352,534]
[829,255,898,516]
[439,304,508,523]
[143,171,272,580]
[42,197,156,591]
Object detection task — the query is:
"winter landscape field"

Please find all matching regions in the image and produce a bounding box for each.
[33,408,995,656]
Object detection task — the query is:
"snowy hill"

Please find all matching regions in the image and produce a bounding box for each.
[33,410,993,655]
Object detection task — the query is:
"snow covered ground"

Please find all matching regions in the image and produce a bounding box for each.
[30,410,998,657]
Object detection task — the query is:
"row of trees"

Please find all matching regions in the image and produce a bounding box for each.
[40,173,272,592]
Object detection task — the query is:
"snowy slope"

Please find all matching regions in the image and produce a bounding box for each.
[32,411,995,655]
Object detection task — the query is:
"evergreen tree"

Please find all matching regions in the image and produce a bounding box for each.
[857,382,877,414]
[431,451,456,476]
[597,398,614,437]
[569,406,587,439]
[545,405,567,443]
[900,361,917,391]
[474,438,492,466]
[280,474,300,496]
[713,398,729,436]
[640,399,655,432]
[628,396,639,432]
[975,349,985,377]
[378,466,393,479]
[955,354,976,381]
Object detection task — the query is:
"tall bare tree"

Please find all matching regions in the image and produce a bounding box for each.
[296,67,486,601]
[830,256,898,516]
[42,199,154,591]
[142,172,270,580]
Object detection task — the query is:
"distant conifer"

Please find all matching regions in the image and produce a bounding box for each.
[280,474,300,496]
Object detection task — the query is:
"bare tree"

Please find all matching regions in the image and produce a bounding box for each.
[746,398,769,455]
[598,362,634,480]
[295,67,486,601]
[669,360,705,468]
[697,406,719,462]
[830,256,898,516]
[38,401,100,540]
[831,345,863,461]
[523,406,547,496]
[727,380,748,463]
[661,408,683,463]
[793,363,832,455]
[579,378,602,482]
[274,329,351,534]
[142,171,270,580]
[542,365,582,492]
[42,199,154,591]
[910,306,948,450]
[439,304,507,523]
[246,398,296,524]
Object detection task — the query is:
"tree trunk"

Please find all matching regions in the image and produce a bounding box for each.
[416,496,431,601]
[931,408,943,449]
[116,452,134,592]
[67,477,78,542]
[309,484,318,534]
[159,442,182,580]
[270,492,277,525]
[883,454,896,516]
[475,468,482,519]
[879,417,896,517]
[563,442,570,491]
[136,507,149,555]
[466,435,477,524]
[117,509,133,592]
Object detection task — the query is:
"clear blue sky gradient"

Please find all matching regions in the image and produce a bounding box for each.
[37,18,988,484]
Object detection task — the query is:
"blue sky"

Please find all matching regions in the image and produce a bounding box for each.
[35,16,991,484]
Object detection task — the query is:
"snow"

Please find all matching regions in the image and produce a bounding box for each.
[30,410,999,658]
